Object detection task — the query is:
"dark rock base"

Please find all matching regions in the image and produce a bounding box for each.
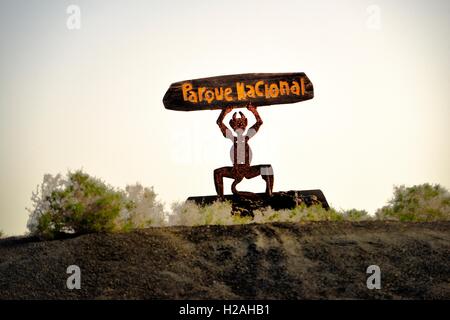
[187,190,329,216]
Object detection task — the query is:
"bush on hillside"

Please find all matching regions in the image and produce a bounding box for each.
[27,170,166,239]
[169,201,369,226]
[375,184,450,221]
[118,184,166,230]
[27,171,125,239]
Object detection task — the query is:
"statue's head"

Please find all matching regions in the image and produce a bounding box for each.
[229,111,247,132]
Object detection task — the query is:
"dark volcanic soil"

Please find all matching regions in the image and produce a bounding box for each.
[0,221,449,299]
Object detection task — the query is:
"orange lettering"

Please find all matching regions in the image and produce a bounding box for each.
[214,87,224,101]
[291,81,300,95]
[246,85,256,98]
[265,83,270,99]
[279,81,289,95]
[198,87,206,102]
[224,87,233,101]
[182,83,193,101]
[269,83,279,98]
[300,77,305,95]
[204,90,214,103]
[255,81,264,97]
[188,91,198,103]
[236,82,247,100]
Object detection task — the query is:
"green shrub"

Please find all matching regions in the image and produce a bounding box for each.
[118,184,166,229]
[341,209,370,221]
[0,230,3,238]
[169,201,369,226]
[27,170,125,239]
[253,205,361,223]
[27,171,167,239]
[375,184,450,221]
[170,200,235,226]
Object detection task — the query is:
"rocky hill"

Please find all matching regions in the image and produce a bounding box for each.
[0,221,449,299]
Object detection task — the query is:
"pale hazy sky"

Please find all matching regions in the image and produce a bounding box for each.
[0,0,449,235]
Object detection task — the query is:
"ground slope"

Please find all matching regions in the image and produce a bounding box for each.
[0,221,449,299]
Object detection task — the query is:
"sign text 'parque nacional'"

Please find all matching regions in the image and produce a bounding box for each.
[163,72,314,111]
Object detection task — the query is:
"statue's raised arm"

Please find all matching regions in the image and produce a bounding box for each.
[247,103,263,138]
[216,107,232,138]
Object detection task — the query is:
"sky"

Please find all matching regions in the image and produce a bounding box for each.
[0,0,449,235]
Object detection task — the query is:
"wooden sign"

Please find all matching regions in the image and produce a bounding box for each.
[163,72,314,111]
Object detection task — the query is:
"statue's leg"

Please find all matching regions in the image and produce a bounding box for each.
[214,167,233,197]
[231,176,244,195]
[245,165,274,196]
[261,165,274,196]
